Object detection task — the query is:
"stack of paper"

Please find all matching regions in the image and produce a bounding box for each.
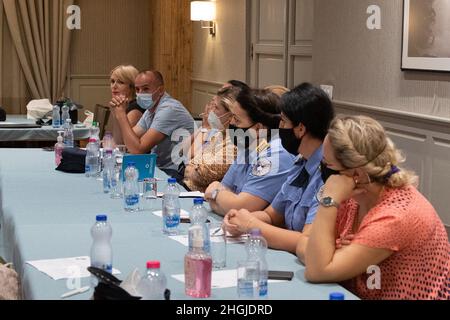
[26,256,121,280]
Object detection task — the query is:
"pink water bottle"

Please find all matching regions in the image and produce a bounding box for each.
[184,226,212,298]
[55,132,64,166]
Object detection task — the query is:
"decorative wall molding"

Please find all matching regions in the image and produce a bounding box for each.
[70,74,110,80]
[191,78,224,117]
[334,100,450,129]
[191,78,226,88]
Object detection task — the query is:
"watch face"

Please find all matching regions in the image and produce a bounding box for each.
[323,197,332,206]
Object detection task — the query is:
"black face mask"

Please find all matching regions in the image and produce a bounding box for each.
[320,161,341,183]
[279,128,301,156]
[229,124,254,148]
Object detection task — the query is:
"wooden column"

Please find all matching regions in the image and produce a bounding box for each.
[150,0,193,111]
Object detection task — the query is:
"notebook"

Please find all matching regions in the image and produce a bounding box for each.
[122,154,157,182]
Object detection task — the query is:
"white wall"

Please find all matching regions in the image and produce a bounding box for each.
[191,0,248,116]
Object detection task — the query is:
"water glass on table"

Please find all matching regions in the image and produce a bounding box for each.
[237,260,260,299]
[141,178,158,211]
[209,223,227,269]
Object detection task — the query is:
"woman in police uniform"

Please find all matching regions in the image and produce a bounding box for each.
[205,88,295,216]
[223,83,335,254]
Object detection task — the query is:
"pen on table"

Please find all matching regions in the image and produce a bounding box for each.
[61,286,90,299]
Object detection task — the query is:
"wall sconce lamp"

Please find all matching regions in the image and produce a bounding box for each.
[191,1,216,37]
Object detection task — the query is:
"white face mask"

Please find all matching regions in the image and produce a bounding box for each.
[208,112,230,130]
[136,93,154,110]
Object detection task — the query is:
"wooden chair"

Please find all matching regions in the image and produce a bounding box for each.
[93,104,111,139]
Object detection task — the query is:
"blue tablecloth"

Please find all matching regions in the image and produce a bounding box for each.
[0,149,359,300]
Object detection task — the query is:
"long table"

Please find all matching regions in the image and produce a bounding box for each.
[0,149,359,300]
[0,116,90,142]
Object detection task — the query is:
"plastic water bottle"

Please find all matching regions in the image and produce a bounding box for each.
[52,105,61,128]
[188,198,210,254]
[162,178,181,235]
[90,122,100,142]
[245,229,268,299]
[123,162,140,212]
[90,123,101,177]
[90,215,113,280]
[61,104,70,125]
[85,138,100,178]
[54,132,65,166]
[102,149,114,194]
[137,261,167,300]
[184,227,212,298]
[103,131,114,152]
[329,292,345,300]
[63,119,74,148]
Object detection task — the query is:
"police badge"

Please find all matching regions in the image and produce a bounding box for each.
[252,157,272,177]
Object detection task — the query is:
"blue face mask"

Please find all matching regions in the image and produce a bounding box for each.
[136,93,154,110]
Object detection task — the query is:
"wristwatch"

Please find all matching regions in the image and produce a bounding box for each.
[316,186,340,209]
[318,196,340,209]
[211,188,221,201]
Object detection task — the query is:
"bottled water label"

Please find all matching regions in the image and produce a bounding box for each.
[164,214,180,228]
[85,165,91,173]
[238,279,258,299]
[125,194,139,206]
[259,280,268,297]
[92,262,112,274]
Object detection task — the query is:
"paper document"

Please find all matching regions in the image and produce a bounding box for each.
[26,256,121,281]
[172,269,286,289]
[157,192,205,198]
[169,234,189,247]
[152,209,190,219]
[169,230,247,247]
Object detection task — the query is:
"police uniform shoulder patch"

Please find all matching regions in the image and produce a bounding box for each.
[252,157,272,177]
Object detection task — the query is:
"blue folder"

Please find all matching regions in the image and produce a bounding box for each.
[122,154,157,182]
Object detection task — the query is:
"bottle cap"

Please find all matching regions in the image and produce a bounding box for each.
[127,162,136,167]
[193,198,204,205]
[329,292,345,300]
[96,215,107,222]
[89,138,96,143]
[168,178,177,184]
[249,229,262,237]
[147,261,161,269]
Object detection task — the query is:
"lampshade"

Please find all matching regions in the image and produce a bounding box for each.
[191,1,216,21]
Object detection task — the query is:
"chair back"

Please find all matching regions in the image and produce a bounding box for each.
[93,104,111,139]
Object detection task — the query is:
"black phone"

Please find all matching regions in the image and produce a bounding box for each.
[180,218,211,224]
[268,270,294,281]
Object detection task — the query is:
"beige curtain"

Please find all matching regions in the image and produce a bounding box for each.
[0,2,29,114]
[2,0,73,103]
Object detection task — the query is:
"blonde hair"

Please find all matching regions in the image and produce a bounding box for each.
[217,86,240,112]
[265,85,290,98]
[328,116,418,188]
[110,65,139,99]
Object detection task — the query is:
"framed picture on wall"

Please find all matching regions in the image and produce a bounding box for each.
[402,0,450,72]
